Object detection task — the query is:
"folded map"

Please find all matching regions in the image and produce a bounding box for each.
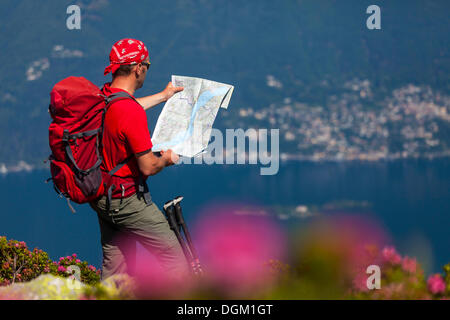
[151,75,234,157]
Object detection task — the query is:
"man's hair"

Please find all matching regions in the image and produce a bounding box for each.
[112,64,134,78]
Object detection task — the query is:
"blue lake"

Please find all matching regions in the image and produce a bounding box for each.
[0,159,449,273]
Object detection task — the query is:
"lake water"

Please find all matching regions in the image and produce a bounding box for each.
[0,159,449,273]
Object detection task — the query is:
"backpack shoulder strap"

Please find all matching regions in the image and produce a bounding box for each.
[102,91,141,108]
[100,90,152,209]
[100,90,141,175]
[108,154,135,176]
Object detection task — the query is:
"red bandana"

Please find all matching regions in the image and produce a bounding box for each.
[104,38,149,76]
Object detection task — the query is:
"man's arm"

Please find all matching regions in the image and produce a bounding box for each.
[136,82,184,111]
[136,149,179,176]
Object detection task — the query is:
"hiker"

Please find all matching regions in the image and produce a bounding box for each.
[88,38,188,279]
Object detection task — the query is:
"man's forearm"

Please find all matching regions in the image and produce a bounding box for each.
[136,92,168,111]
[146,156,168,176]
[136,82,184,111]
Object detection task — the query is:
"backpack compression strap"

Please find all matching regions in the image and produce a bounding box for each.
[62,128,102,177]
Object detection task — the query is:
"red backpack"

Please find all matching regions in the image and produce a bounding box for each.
[47,77,134,212]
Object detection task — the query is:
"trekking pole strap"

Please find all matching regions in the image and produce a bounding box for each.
[66,198,76,214]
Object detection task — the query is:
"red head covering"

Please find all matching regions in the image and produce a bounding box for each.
[104,38,149,76]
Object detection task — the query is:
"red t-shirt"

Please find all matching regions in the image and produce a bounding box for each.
[101,83,153,198]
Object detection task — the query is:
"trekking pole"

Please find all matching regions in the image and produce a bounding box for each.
[172,196,204,276]
[163,200,196,274]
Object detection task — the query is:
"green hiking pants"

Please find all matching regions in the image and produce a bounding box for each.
[89,193,189,280]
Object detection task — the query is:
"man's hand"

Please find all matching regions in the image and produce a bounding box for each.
[160,149,179,166]
[162,82,184,101]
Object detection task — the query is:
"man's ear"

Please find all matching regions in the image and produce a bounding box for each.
[133,64,141,77]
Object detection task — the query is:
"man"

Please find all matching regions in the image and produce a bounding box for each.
[89,38,188,280]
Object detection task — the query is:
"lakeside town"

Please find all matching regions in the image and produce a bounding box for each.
[224,78,450,161]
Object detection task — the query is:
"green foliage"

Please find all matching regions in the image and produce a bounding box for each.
[0,236,100,286]
[0,236,54,285]
[81,274,136,300]
[444,263,450,295]
[55,254,101,286]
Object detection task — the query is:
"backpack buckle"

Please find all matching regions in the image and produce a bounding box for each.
[62,130,70,143]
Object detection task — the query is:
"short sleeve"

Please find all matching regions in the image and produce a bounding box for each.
[121,102,153,155]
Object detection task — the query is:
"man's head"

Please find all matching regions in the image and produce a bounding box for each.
[104,38,150,90]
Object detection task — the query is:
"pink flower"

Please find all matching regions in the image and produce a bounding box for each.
[43,267,50,273]
[75,259,81,264]
[72,253,77,258]
[381,246,401,265]
[57,266,67,273]
[59,257,64,261]
[193,209,285,295]
[352,272,370,292]
[427,274,446,295]
[116,235,193,298]
[88,265,96,272]
[401,256,417,274]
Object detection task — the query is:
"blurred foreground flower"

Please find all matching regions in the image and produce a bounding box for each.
[265,215,388,299]
[382,246,402,266]
[401,257,417,274]
[0,273,134,300]
[0,274,85,300]
[427,274,446,295]
[110,235,194,299]
[192,207,286,298]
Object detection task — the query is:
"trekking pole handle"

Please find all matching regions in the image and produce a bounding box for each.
[164,203,196,271]
[174,202,185,225]
[165,204,179,232]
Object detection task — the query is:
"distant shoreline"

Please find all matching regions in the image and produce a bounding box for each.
[1,154,449,176]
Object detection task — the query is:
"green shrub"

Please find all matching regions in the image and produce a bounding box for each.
[0,236,100,286]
